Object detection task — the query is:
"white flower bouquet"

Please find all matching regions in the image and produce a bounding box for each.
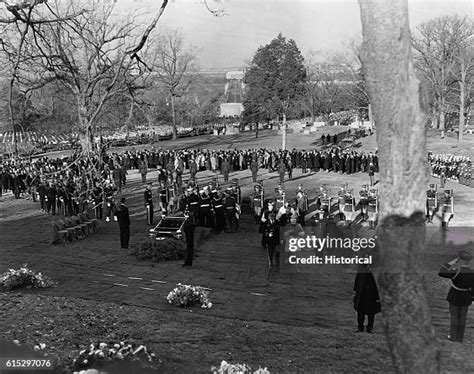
[211,360,270,374]
[72,340,158,372]
[0,263,56,291]
[166,283,213,308]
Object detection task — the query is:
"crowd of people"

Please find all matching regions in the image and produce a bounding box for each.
[429,153,472,187]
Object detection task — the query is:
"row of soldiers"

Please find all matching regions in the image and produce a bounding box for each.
[144,178,243,233]
[426,184,454,228]
[250,183,379,229]
[429,153,472,186]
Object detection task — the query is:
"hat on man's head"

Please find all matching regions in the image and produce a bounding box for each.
[429,184,435,188]
[458,250,472,261]
[444,190,451,194]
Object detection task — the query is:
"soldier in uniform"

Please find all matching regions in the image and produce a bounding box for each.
[187,187,200,222]
[250,183,264,224]
[231,179,241,205]
[104,180,116,222]
[198,188,212,228]
[425,184,437,223]
[166,177,178,215]
[358,185,369,222]
[212,188,226,234]
[441,189,454,229]
[337,185,346,221]
[182,209,196,267]
[262,212,280,269]
[275,184,286,211]
[144,183,154,225]
[343,189,357,227]
[158,180,168,214]
[260,200,276,245]
[367,189,379,229]
[295,190,308,226]
[38,178,47,212]
[224,188,237,233]
[46,181,57,215]
[319,190,331,221]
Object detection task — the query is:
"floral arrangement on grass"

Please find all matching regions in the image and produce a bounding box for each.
[71,340,158,372]
[0,264,56,291]
[134,238,185,262]
[166,283,212,309]
[211,360,270,374]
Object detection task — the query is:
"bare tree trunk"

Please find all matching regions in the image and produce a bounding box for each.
[78,97,94,154]
[282,113,287,150]
[170,93,177,140]
[458,62,466,144]
[255,121,259,138]
[358,1,441,373]
[7,76,18,155]
[125,97,134,141]
[438,108,446,131]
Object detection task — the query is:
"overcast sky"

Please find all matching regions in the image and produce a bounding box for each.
[122,0,473,69]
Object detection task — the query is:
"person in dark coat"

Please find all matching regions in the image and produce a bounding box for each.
[182,210,196,267]
[115,197,130,249]
[262,212,280,269]
[353,263,381,333]
[438,250,474,342]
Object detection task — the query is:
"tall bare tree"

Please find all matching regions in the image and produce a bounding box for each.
[0,0,169,154]
[150,29,198,140]
[412,15,471,132]
[359,0,441,373]
[453,31,474,144]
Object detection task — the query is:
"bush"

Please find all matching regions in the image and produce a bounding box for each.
[167,284,212,309]
[0,264,56,291]
[134,238,185,263]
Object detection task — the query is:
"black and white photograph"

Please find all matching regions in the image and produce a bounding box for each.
[0,0,473,373]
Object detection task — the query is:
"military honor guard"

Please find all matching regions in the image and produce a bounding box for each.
[262,212,280,269]
[295,187,308,226]
[211,187,226,234]
[198,187,213,228]
[441,189,454,229]
[158,180,168,214]
[144,183,154,225]
[367,189,379,229]
[358,185,369,222]
[319,188,332,221]
[337,185,346,221]
[166,176,178,215]
[251,182,265,224]
[231,179,241,205]
[104,180,116,222]
[224,187,238,233]
[275,183,286,211]
[343,189,357,226]
[425,184,438,223]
